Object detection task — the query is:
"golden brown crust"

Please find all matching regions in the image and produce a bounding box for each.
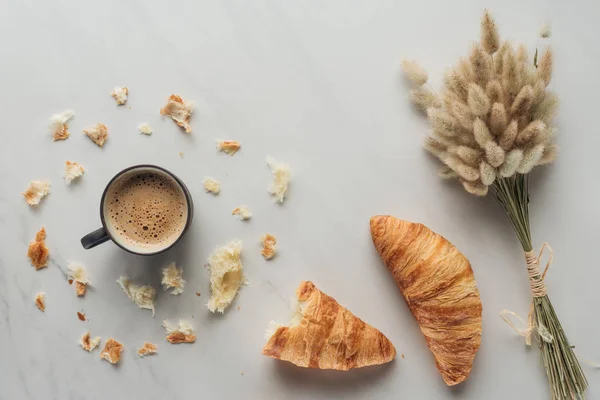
[53,125,70,141]
[160,94,193,133]
[80,332,101,351]
[35,293,46,312]
[261,233,277,260]
[262,281,396,370]
[166,331,196,344]
[217,140,241,155]
[100,338,124,364]
[137,342,158,356]
[370,216,482,386]
[28,227,49,270]
[77,312,86,321]
[83,123,108,147]
[75,281,87,296]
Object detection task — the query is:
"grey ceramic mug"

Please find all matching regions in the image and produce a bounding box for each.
[80,165,194,255]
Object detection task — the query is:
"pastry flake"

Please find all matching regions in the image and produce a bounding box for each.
[100,338,124,364]
[161,262,185,295]
[64,160,85,185]
[162,320,196,344]
[216,140,241,155]
[203,177,220,195]
[77,312,86,321]
[80,332,101,352]
[207,240,246,313]
[160,94,194,133]
[22,180,51,206]
[231,206,252,221]
[266,157,291,203]
[28,227,49,270]
[261,233,277,260]
[35,292,46,312]
[49,109,74,141]
[137,342,158,357]
[111,86,128,105]
[83,123,108,147]
[138,123,153,135]
[67,262,90,296]
[370,216,482,386]
[117,276,156,316]
[262,281,396,370]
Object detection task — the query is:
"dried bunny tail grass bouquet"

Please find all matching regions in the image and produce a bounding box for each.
[402,10,587,400]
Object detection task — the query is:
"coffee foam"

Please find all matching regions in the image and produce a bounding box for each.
[105,171,187,250]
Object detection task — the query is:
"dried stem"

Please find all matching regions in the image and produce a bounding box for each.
[491,175,588,400]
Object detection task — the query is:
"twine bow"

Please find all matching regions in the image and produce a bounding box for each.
[500,243,553,345]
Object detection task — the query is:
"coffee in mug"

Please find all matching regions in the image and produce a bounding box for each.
[81,165,193,255]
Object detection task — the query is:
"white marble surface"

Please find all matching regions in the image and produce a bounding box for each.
[0,1,599,399]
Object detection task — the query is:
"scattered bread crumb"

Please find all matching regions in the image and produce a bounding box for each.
[162,262,185,295]
[196,292,201,297]
[77,312,86,321]
[216,140,241,155]
[162,320,196,344]
[266,157,291,203]
[49,110,74,141]
[203,177,221,195]
[261,233,277,260]
[207,240,246,313]
[111,86,128,105]
[80,332,101,352]
[179,151,184,158]
[22,180,51,206]
[100,338,124,364]
[68,279,73,285]
[241,372,244,376]
[160,94,193,133]
[237,306,241,311]
[138,123,153,135]
[28,227,49,270]
[35,292,46,312]
[68,262,90,296]
[64,161,85,185]
[117,276,156,316]
[83,123,108,147]
[401,353,405,359]
[231,206,252,221]
[137,342,158,357]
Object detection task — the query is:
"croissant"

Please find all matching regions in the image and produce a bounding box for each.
[262,281,396,370]
[370,216,482,386]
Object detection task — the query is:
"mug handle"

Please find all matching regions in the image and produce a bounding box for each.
[81,227,110,249]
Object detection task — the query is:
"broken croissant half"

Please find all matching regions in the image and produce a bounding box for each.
[262,281,396,370]
[370,216,482,386]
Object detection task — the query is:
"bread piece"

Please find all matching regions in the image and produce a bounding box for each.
[22,180,51,206]
[137,342,158,356]
[162,320,196,344]
[111,86,128,105]
[77,312,86,321]
[49,109,74,141]
[117,276,156,316]
[370,216,482,386]
[231,206,252,221]
[100,338,124,364]
[162,262,185,295]
[64,161,85,185]
[260,233,277,260]
[35,292,46,312]
[266,157,291,203]
[216,140,241,155]
[80,332,101,352]
[262,281,396,370]
[68,262,90,296]
[138,123,153,135]
[83,123,108,147]
[160,94,193,133]
[28,227,49,270]
[203,177,221,194]
[207,240,246,313]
